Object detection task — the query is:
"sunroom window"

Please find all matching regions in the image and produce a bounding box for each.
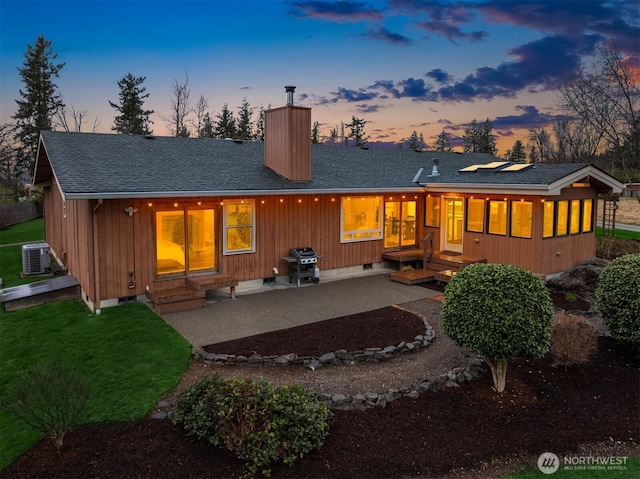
[570,200,581,234]
[556,200,569,236]
[510,201,532,238]
[488,200,507,235]
[582,199,593,233]
[425,196,440,227]
[466,198,484,233]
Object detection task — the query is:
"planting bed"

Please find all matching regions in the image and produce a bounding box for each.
[4,298,639,479]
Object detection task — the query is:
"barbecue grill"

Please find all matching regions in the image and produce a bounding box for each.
[283,247,322,286]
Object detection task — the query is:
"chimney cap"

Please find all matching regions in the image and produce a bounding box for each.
[285,85,296,106]
[285,85,296,92]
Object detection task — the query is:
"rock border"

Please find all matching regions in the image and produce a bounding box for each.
[153,305,487,417]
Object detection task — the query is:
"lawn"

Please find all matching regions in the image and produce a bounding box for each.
[2,218,191,469]
[0,217,50,288]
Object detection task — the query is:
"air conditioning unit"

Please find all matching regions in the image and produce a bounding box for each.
[22,243,50,275]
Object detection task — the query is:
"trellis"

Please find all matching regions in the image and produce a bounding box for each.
[599,193,620,237]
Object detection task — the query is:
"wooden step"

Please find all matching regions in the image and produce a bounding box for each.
[432,253,486,269]
[186,274,238,299]
[146,286,205,304]
[388,269,437,285]
[154,297,207,314]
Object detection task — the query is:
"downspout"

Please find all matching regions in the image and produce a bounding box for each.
[93,199,103,314]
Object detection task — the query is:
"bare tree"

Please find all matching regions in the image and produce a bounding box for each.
[164,73,192,137]
[191,94,209,138]
[552,119,602,164]
[558,40,639,198]
[53,103,100,132]
[528,127,554,163]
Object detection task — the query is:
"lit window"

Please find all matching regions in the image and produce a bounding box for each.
[557,200,569,236]
[582,199,593,233]
[543,201,555,238]
[156,210,186,274]
[488,200,507,235]
[341,196,382,242]
[570,200,581,234]
[511,201,532,238]
[466,199,485,233]
[224,200,255,254]
[425,196,440,227]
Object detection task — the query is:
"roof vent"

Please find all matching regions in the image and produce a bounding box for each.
[285,85,296,106]
[427,158,440,177]
[144,134,155,140]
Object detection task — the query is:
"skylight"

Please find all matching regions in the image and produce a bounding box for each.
[501,163,533,172]
[459,161,509,172]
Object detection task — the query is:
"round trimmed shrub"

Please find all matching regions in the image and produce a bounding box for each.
[550,311,598,369]
[173,375,331,478]
[441,263,554,392]
[595,253,640,345]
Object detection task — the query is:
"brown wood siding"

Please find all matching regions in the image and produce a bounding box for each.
[264,106,311,181]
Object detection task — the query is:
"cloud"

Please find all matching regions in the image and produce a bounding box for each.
[288,1,385,21]
[415,20,486,44]
[356,103,381,113]
[331,86,379,102]
[426,69,451,84]
[360,26,412,44]
[492,105,570,130]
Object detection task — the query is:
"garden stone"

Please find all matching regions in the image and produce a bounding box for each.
[305,359,323,370]
[405,390,419,399]
[319,352,336,363]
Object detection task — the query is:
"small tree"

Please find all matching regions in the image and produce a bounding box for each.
[235,98,253,140]
[595,253,640,345]
[442,263,554,393]
[1,362,91,450]
[214,103,236,139]
[345,116,369,146]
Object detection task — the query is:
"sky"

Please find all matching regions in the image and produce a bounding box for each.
[1,0,638,154]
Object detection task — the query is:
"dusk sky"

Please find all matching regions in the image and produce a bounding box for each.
[1,0,638,154]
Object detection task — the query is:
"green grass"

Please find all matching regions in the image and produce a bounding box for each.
[596,226,640,240]
[0,218,49,287]
[504,456,640,478]
[0,300,192,470]
[0,217,44,245]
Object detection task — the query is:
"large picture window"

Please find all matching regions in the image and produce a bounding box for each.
[488,200,507,235]
[224,200,255,254]
[466,199,485,233]
[342,196,382,242]
[511,201,532,238]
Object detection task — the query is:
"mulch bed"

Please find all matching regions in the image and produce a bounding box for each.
[4,306,638,479]
[204,306,426,356]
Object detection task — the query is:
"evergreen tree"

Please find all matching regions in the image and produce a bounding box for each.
[236,98,253,140]
[478,118,498,155]
[345,116,369,146]
[200,112,215,138]
[408,130,426,150]
[463,120,480,153]
[433,129,452,151]
[109,73,154,135]
[13,35,65,176]
[255,106,266,141]
[311,121,320,144]
[214,103,236,138]
[327,127,338,145]
[508,140,527,162]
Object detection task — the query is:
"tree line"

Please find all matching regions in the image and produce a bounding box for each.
[2,36,638,197]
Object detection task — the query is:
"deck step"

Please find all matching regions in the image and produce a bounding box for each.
[146,286,205,304]
[155,297,207,314]
[388,269,437,285]
[431,253,486,269]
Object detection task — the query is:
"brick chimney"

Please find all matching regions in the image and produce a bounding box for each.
[264,86,312,182]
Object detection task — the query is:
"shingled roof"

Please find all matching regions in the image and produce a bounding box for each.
[34,130,623,199]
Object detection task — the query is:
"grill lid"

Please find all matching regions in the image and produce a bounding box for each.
[289,247,317,259]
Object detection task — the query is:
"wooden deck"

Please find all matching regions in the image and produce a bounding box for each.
[147,273,238,314]
[387,251,486,285]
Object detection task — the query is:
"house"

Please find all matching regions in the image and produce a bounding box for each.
[33,90,624,313]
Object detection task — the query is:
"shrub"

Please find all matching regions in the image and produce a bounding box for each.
[442,263,554,393]
[550,311,598,369]
[1,362,91,450]
[595,253,640,345]
[173,376,331,478]
[597,237,640,260]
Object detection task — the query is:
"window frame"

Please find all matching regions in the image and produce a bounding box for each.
[556,200,569,237]
[341,196,383,243]
[542,200,555,239]
[223,199,256,255]
[466,198,485,233]
[510,200,533,239]
[569,199,581,235]
[582,199,594,233]
[487,199,508,236]
[425,195,441,228]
